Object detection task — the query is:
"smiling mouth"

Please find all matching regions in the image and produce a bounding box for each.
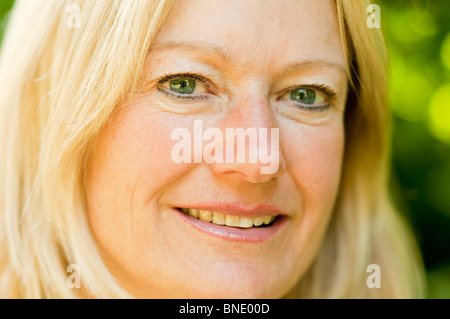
[176,208,277,228]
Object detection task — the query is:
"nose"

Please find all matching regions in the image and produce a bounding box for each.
[208,93,286,183]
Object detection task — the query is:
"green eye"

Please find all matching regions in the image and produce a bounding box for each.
[170,78,196,94]
[157,73,211,101]
[290,88,319,105]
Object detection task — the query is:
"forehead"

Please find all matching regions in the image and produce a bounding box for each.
[154,0,346,73]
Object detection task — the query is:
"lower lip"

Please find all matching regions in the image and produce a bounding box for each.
[173,208,288,243]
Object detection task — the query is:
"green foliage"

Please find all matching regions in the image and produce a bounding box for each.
[0,0,14,44]
[378,0,450,298]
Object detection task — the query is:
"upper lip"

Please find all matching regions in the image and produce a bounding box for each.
[176,202,287,218]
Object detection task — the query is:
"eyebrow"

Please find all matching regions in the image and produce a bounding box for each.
[149,40,348,78]
[280,60,349,79]
[149,40,232,62]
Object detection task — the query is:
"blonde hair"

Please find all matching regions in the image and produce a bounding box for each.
[0,0,424,298]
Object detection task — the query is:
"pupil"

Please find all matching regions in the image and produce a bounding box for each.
[170,78,195,94]
[291,88,315,105]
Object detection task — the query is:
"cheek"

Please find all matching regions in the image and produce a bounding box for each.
[283,120,344,218]
[88,104,190,198]
[85,102,193,250]
[278,121,344,277]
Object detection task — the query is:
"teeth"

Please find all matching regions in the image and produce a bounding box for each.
[189,209,199,218]
[225,215,240,227]
[264,215,274,225]
[199,210,212,222]
[180,208,278,228]
[212,212,225,225]
[253,216,264,227]
[239,217,254,228]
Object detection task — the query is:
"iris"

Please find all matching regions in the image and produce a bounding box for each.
[170,78,196,94]
[290,88,316,105]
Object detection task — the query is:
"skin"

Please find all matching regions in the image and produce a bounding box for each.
[86,0,348,298]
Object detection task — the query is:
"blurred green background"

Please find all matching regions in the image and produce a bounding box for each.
[377,0,450,299]
[0,0,449,298]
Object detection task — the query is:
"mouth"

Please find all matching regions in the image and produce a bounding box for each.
[173,205,288,243]
[176,207,278,229]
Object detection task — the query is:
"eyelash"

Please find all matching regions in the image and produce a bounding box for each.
[156,73,337,110]
[156,87,210,102]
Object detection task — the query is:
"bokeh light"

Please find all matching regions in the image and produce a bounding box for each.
[441,33,450,70]
[428,83,450,144]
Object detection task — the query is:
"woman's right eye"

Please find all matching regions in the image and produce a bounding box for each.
[157,74,211,100]
[168,78,196,94]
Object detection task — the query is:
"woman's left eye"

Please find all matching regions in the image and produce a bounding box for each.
[157,74,210,99]
[281,85,333,112]
[290,88,325,105]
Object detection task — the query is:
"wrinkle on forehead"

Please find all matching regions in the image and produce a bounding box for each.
[154,0,347,74]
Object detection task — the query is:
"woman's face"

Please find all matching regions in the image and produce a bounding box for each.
[87,0,348,298]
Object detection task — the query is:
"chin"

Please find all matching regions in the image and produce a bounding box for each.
[173,265,290,299]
